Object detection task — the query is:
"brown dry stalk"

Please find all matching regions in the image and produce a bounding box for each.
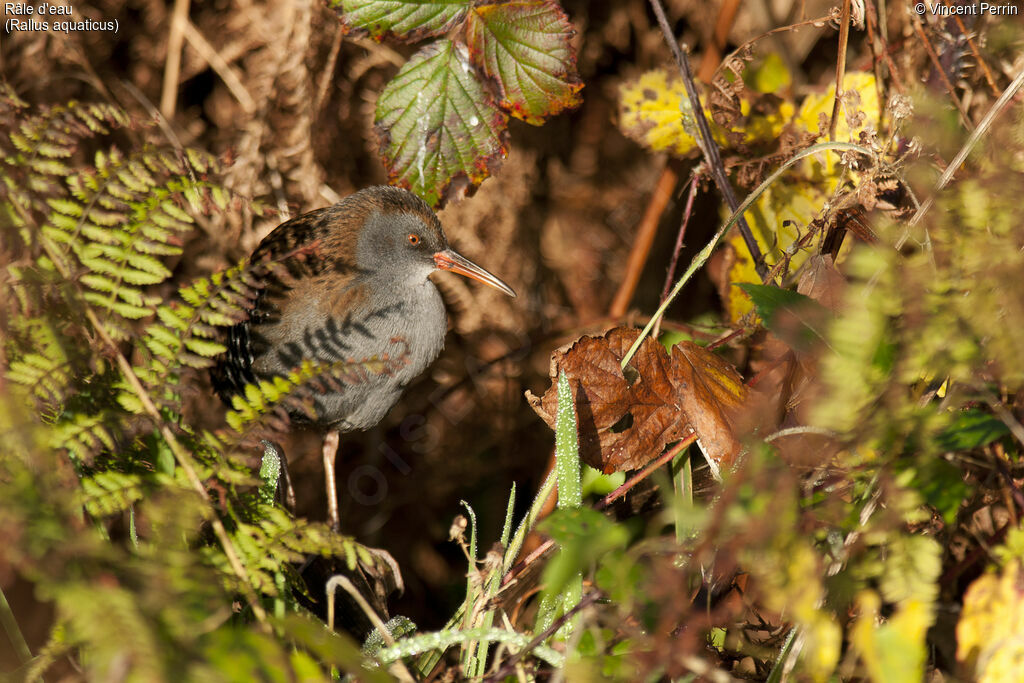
[608,165,678,317]
[184,19,255,114]
[653,172,699,338]
[314,24,344,114]
[864,2,906,95]
[953,14,1001,98]
[912,12,974,130]
[828,0,851,142]
[160,0,191,118]
[647,0,769,280]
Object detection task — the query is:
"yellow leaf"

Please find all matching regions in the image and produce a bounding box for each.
[957,560,1024,683]
[722,182,831,322]
[617,70,791,157]
[852,591,932,683]
[794,72,880,140]
[618,69,702,156]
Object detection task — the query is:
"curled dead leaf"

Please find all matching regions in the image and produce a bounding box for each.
[526,327,749,476]
[672,341,748,479]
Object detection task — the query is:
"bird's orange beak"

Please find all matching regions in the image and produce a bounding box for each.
[433,249,516,297]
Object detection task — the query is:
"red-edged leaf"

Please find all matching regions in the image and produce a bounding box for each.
[465,0,583,125]
[330,0,471,41]
[374,39,509,207]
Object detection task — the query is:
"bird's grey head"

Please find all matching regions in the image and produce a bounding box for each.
[349,186,516,297]
[353,187,447,284]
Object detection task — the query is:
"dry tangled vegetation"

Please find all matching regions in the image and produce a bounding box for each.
[2,0,1024,680]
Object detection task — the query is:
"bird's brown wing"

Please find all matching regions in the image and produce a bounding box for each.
[211,206,365,403]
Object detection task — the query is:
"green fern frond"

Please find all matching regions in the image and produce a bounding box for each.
[38,147,222,337]
[59,583,164,681]
[225,350,411,433]
[142,259,269,375]
[77,470,147,518]
[52,413,121,467]
[0,84,131,225]
[209,506,379,595]
[6,317,74,409]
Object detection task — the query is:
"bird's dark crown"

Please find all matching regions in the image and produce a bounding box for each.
[250,186,445,277]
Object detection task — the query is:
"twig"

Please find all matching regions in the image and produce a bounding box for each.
[119,80,181,147]
[160,0,191,118]
[712,15,835,86]
[764,425,839,443]
[940,522,1009,586]
[912,12,974,131]
[653,172,699,338]
[897,65,1024,248]
[864,1,887,100]
[484,591,602,681]
[828,0,852,142]
[697,0,742,82]
[598,435,696,510]
[327,575,415,683]
[314,24,345,114]
[863,2,906,95]
[986,396,1024,451]
[609,164,678,317]
[990,452,1024,515]
[647,0,769,281]
[184,19,256,114]
[953,15,1000,98]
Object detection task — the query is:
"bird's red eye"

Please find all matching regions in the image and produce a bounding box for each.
[407,233,420,245]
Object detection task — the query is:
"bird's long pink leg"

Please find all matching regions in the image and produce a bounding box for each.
[323,429,341,532]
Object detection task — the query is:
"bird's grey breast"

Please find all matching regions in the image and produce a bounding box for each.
[251,275,446,431]
[325,278,446,431]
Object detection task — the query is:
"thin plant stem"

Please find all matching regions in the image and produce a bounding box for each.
[647,0,769,280]
[620,141,872,369]
[653,172,699,338]
[0,585,32,665]
[912,12,974,130]
[828,0,851,142]
[327,575,415,683]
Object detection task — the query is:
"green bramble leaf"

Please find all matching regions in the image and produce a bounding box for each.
[330,0,470,41]
[374,38,509,207]
[465,0,583,125]
[736,282,830,350]
[936,409,1011,451]
[736,283,818,322]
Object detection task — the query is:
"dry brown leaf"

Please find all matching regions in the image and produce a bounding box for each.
[797,254,846,313]
[526,328,685,472]
[672,342,748,479]
[527,328,748,475]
